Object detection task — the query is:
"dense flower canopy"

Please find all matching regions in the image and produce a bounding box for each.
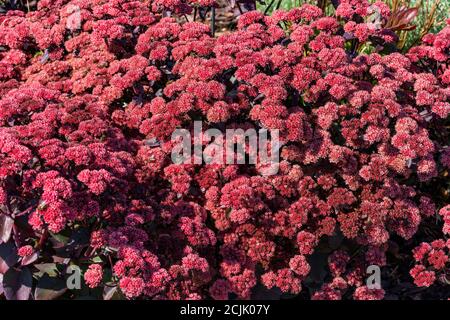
[0,0,449,300]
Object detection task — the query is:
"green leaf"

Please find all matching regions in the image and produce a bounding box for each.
[33,51,44,58]
[91,256,103,263]
[49,232,69,246]
[34,263,59,277]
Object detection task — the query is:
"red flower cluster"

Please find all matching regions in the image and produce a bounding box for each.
[409,205,450,288]
[0,0,449,300]
[410,239,450,287]
[84,264,104,288]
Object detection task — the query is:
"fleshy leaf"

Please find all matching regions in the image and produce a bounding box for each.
[34,263,60,277]
[103,285,119,300]
[0,214,14,244]
[21,251,39,266]
[0,242,19,274]
[0,273,3,296]
[2,267,32,300]
[35,273,67,300]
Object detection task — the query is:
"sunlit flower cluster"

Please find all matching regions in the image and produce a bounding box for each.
[0,0,448,300]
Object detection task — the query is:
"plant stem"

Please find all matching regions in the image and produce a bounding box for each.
[264,0,276,15]
[211,6,215,37]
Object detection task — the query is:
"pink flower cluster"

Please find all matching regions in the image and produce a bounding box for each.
[311,249,386,300]
[409,205,450,288]
[0,1,448,300]
[410,239,450,287]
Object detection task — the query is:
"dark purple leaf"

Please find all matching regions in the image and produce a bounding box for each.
[40,49,50,64]
[384,7,419,31]
[304,252,328,288]
[103,285,118,300]
[35,273,67,300]
[198,7,208,20]
[0,242,19,274]
[251,284,282,300]
[21,251,39,266]
[242,1,256,11]
[343,32,355,40]
[330,0,341,9]
[2,267,32,300]
[398,7,419,25]
[0,273,3,296]
[328,232,344,250]
[53,229,89,257]
[0,214,14,243]
[51,256,71,264]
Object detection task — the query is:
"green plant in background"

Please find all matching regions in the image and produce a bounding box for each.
[257,0,448,52]
[257,0,337,14]
[257,0,307,14]
[394,0,450,50]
